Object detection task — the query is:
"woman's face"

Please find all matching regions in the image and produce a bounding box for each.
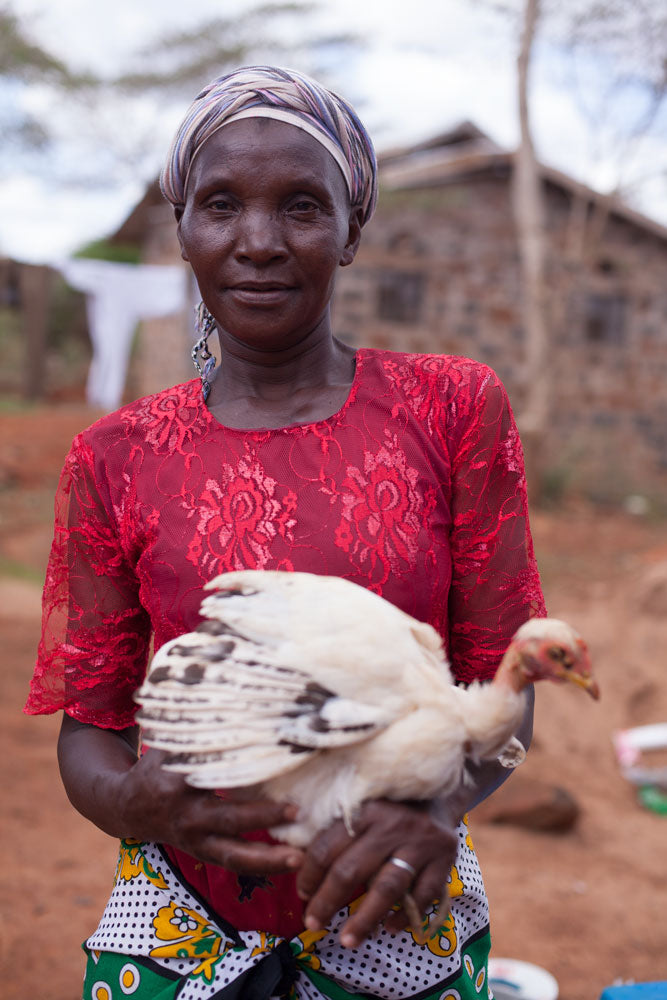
[177,117,362,355]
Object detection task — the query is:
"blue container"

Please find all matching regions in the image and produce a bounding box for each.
[600,985,667,1000]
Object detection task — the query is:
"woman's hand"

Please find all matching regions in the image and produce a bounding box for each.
[58,715,303,875]
[296,799,461,948]
[116,747,304,873]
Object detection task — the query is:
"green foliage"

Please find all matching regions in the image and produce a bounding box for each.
[0,5,98,155]
[74,240,142,264]
[538,464,573,507]
[0,305,23,393]
[0,7,70,81]
[47,276,88,348]
[0,556,44,584]
[114,2,360,95]
[0,275,90,400]
[0,6,96,87]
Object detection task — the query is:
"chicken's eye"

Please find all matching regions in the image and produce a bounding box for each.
[549,645,572,667]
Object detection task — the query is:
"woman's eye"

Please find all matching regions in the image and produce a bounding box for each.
[208,198,234,212]
[290,199,319,214]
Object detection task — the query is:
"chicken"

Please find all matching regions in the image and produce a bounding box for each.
[135,569,598,940]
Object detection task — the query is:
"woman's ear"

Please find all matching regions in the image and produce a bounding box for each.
[339,206,363,267]
[174,206,189,262]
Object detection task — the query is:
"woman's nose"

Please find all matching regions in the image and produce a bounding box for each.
[234,210,287,264]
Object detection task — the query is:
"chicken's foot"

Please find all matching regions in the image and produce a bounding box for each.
[402,889,451,946]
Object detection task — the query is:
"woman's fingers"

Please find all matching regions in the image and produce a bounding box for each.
[200,795,297,836]
[302,828,392,930]
[300,800,460,947]
[296,816,356,902]
[297,803,417,916]
[339,854,453,946]
[298,800,416,905]
[383,860,450,934]
[164,795,303,870]
[335,853,417,947]
[117,749,302,872]
[408,859,453,921]
[197,833,303,874]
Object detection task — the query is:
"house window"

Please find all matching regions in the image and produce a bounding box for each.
[584,293,627,344]
[377,270,425,324]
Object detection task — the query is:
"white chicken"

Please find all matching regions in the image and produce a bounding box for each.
[135,570,598,940]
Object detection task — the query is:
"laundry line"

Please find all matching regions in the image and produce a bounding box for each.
[59,258,189,411]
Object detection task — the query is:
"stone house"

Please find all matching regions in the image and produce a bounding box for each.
[112,123,667,505]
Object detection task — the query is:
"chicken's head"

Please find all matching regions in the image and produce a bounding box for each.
[507,617,599,699]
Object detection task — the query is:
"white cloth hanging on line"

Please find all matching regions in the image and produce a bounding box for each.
[59,258,188,411]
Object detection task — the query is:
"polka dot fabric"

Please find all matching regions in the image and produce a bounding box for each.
[85,821,490,999]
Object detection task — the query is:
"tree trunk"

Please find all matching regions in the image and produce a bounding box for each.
[19,264,52,400]
[513,0,549,500]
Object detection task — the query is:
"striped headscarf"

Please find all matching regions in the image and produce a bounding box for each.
[160,65,377,226]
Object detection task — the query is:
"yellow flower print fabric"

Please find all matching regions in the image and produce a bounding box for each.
[85,820,491,999]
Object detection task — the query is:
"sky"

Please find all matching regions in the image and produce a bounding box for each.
[2,0,666,262]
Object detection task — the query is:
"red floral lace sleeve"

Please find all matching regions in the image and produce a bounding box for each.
[25,434,152,728]
[444,364,546,683]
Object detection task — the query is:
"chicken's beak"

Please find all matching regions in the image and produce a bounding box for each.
[558,642,600,700]
[563,670,600,700]
[510,634,600,700]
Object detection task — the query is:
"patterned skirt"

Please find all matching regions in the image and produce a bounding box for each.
[83,817,491,1000]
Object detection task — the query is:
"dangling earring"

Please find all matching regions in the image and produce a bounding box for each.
[191,301,217,402]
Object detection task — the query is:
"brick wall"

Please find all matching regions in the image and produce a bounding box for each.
[333,174,667,505]
[132,204,194,397]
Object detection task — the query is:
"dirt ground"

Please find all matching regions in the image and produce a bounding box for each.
[2,404,667,1000]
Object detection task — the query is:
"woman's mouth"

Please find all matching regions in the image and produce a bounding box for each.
[229,283,294,306]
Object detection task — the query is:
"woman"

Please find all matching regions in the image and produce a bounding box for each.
[26,66,545,1000]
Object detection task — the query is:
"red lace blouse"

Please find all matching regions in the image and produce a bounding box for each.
[26,349,545,935]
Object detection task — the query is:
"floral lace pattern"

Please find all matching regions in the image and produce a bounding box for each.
[27,349,545,729]
[185,456,298,576]
[332,432,438,589]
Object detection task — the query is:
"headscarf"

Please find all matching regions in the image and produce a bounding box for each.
[160,65,377,226]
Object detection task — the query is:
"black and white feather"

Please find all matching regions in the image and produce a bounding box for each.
[135,570,526,846]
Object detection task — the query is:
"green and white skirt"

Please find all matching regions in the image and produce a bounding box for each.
[83,816,491,1000]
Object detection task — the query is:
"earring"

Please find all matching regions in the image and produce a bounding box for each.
[191,302,216,402]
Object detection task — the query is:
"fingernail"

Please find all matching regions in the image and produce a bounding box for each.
[304,915,321,931]
[286,854,302,869]
[296,887,310,900]
[340,933,356,949]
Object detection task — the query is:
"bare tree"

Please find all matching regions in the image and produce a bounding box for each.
[512,0,549,491]
[562,3,666,271]
[496,0,667,494]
